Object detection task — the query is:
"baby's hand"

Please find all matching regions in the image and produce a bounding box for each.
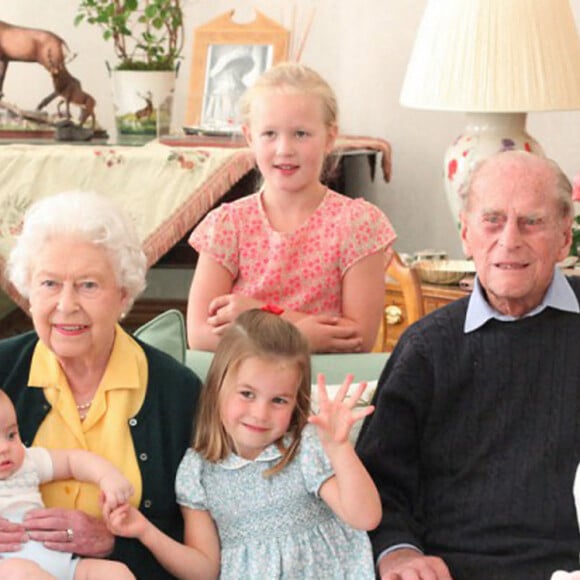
[308,373,374,446]
[98,470,134,512]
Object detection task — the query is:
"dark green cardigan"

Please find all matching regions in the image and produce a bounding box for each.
[0,331,202,580]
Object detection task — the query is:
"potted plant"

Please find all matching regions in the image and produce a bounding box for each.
[74,0,185,139]
[74,0,184,71]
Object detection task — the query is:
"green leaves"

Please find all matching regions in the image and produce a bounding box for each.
[74,0,184,70]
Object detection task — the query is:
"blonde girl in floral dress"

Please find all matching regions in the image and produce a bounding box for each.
[187,62,396,353]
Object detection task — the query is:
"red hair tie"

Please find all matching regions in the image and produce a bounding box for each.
[261,304,284,316]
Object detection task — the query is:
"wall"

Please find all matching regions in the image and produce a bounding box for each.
[1,0,579,259]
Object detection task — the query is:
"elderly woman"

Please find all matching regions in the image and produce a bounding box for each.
[0,191,201,579]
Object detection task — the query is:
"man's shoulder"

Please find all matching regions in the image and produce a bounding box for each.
[393,296,469,357]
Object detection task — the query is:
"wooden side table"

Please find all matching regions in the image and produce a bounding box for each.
[382,281,470,352]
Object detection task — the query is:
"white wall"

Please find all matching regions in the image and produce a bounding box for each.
[2,0,579,258]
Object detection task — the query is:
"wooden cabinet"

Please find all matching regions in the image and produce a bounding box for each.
[382,281,470,352]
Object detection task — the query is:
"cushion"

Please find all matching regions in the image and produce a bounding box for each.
[309,380,377,414]
[185,350,389,384]
[310,353,388,385]
[133,309,187,364]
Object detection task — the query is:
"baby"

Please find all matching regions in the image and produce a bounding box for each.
[0,390,134,579]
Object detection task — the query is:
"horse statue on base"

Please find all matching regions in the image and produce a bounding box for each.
[37,54,96,129]
[0,20,97,131]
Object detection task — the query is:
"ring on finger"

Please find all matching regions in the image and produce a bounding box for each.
[66,528,74,542]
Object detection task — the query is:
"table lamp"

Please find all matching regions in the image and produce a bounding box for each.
[400,0,580,222]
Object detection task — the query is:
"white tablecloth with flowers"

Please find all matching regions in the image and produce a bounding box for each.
[0,136,392,313]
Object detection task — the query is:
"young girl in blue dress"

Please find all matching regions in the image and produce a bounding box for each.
[104,309,381,579]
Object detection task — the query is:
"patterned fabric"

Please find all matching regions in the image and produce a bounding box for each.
[176,425,374,579]
[189,190,396,315]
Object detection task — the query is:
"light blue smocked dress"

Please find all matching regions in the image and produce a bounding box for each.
[175,424,375,579]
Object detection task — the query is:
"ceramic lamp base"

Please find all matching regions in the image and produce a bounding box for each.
[443,112,545,224]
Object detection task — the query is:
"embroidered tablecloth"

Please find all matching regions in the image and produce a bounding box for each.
[0,136,391,311]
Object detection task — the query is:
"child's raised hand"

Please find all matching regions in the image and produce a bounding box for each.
[308,373,374,446]
[98,469,134,512]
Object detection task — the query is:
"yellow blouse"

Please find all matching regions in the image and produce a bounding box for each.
[28,326,147,517]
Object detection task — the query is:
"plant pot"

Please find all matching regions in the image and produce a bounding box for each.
[110,69,177,143]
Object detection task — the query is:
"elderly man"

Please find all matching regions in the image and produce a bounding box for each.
[356,151,580,580]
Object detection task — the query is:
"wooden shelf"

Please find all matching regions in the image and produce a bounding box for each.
[382,281,470,352]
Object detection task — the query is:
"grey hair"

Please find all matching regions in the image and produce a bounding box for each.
[7,190,147,308]
[460,151,573,218]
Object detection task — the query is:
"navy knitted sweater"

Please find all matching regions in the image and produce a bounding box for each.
[357,277,580,580]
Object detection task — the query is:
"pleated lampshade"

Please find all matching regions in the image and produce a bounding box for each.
[400,0,580,223]
[401,0,580,112]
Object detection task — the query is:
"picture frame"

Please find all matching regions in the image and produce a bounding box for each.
[185,10,290,130]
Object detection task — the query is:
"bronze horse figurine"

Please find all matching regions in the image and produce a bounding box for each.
[37,55,96,129]
[0,20,69,97]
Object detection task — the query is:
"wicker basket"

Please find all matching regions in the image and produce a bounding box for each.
[413,259,476,285]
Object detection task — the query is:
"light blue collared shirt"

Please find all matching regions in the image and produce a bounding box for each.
[464,267,579,333]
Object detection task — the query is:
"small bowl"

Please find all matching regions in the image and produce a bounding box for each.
[413,259,476,285]
[413,249,448,262]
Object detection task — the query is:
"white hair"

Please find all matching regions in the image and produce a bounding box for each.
[7,190,147,309]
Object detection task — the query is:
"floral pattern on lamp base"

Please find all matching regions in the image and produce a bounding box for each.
[444,112,545,227]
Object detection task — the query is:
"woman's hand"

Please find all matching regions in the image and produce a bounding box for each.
[0,516,28,552]
[308,373,374,446]
[23,507,114,557]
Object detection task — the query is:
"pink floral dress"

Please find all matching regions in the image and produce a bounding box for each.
[189,190,396,315]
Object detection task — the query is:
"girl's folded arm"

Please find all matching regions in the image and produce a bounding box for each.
[342,251,389,351]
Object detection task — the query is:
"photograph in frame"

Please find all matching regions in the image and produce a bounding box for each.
[186,10,289,131]
[201,43,273,130]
